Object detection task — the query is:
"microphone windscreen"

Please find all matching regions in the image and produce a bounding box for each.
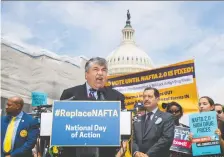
[162,103,168,109]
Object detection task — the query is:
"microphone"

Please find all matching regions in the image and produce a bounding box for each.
[37,105,52,108]
[161,103,168,109]
[98,88,106,100]
[62,96,76,101]
[122,109,135,112]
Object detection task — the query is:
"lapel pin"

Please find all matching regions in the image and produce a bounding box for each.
[155,117,162,124]
[22,120,24,122]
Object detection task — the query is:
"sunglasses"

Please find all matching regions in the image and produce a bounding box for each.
[216,110,223,114]
[168,110,180,114]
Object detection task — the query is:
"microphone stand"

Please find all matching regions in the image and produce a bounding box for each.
[31,105,52,157]
[33,97,76,157]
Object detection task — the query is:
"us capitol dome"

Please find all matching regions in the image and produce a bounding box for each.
[107,10,153,76]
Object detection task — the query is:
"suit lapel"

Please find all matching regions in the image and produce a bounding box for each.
[15,113,26,140]
[103,87,111,100]
[143,109,162,138]
[76,83,89,100]
[83,83,89,99]
[141,114,146,139]
[134,115,144,141]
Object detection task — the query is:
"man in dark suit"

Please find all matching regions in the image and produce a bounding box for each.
[60,57,125,157]
[132,87,174,157]
[1,96,39,157]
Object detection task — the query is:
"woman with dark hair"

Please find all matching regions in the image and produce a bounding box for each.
[166,102,184,127]
[189,96,224,156]
[198,96,215,112]
[165,101,191,157]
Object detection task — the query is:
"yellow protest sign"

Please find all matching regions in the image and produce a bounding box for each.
[107,59,199,113]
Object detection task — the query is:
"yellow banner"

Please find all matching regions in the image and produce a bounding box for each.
[107,59,199,113]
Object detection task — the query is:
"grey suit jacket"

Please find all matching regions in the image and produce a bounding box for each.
[132,109,175,157]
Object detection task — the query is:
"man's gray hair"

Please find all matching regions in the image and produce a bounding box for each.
[85,57,108,72]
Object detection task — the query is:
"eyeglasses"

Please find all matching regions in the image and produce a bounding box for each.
[168,110,180,114]
[216,110,223,114]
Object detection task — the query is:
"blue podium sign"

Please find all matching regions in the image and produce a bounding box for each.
[189,111,221,156]
[51,101,120,147]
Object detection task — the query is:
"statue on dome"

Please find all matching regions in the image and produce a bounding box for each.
[127,10,131,21]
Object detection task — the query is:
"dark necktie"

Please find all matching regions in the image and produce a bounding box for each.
[97,91,105,101]
[89,88,97,99]
[144,112,153,133]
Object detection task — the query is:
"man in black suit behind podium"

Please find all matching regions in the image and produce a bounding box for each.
[60,57,125,157]
[132,87,174,157]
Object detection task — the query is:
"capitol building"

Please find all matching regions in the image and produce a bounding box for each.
[107,11,153,75]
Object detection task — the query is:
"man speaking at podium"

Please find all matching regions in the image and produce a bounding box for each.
[60,57,125,157]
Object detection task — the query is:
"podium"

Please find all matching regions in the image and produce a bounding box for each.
[40,101,132,157]
[40,112,132,138]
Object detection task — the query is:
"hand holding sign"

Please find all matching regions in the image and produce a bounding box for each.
[170,126,192,154]
[188,133,193,142]
[189,111,221,156]
[215,128,222,139]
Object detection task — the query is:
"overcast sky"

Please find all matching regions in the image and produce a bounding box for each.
[2,1,224,103]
